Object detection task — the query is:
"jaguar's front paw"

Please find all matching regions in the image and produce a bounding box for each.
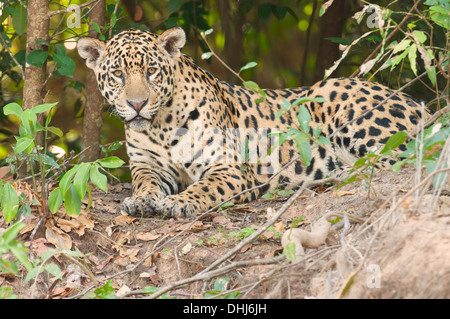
[123,195,159,217]
[156,195,200,218]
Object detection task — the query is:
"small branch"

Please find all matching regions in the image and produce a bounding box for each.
[199,177,341,275]
[0,31,24,78]
[48,0,100,17]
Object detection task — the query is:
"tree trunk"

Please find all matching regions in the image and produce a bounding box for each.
[216,1,244,83]
[313,0,352,82]
[80,0,106,162]
[23,0,49,147]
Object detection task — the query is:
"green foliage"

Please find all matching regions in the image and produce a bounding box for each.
[0,102,125,221]
[338,131,408,193]
[0,222,32,275]
[204,277,240,299]
[268,97,329,168]
[394,123,449,188]
[85,281,116,299]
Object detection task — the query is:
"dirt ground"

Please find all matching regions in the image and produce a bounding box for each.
[0,166,449,299]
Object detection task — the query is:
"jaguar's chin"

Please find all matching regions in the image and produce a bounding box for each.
[125,116,153,131]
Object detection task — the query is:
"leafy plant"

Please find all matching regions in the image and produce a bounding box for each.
[337,131,409,195]
[0,102,125,220]
[394,122,449,187]
[0,222,32,275]
[267,97,329,168]
[204,277,240,299]
[85,280,116,299]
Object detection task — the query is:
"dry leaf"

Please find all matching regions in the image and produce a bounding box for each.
[212,215,231,225]
[181,242,193,255]
[240,243,252,253]
[274,221,285,233]
[114,215,136,225]
[0,166,12,181]
[117,285,131,297]
[45,220,72,250]
[137,231,161,241]
[331,190,355,197]
[114,247,140,266]
[30,237,53,258]
[19,223,36,235]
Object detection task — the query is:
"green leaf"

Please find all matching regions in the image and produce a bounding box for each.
[3,222,25,244]
[48,188,63,214]
[258,3,272,20]
[426,65,437,86]
[47,126,63,138]
[1,183,20,222]
[168,0,182,13]
[3,103,23,117]
[10,242,32,271]
[60,165,82,195]
[380,131,407,155]
[91,281,115,299]
[294,134,312,167]
[90,163,108,193]
[73,163,91,199]
[45,263,63,280]
[14,136,34,154]
[20,109,37,135]
[31,102,58,115]
[283,241,297,262]
[408,43,418,75]
[243,80,260,90]
[93,22,102,34]
[97,156,125,168]
[64,184,81,216]
[297,105,311,132]
[203,29,213,35]
[11,4,27,36]
[392,39,411,54]
[412,30,427,43]
[53,53,76,78]
[26,50,48,67]
[201,52,212,60]
[239,61,257,73]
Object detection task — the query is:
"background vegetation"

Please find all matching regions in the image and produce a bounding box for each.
[0,0,448,299]
[0,0,447,171]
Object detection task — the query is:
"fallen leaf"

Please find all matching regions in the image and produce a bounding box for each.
[19,223,36,235]
[45,220,72,250]
[240,243,252,253]
[331,190,355,197]
[114,247,140,266]
[212,215,231,225]
[30,237,53,258]
[0,166,12,181]
[137,231,161,241]
[114,215,136,225]
[274,221,285,233]
[181,242,193,255]
[400,196,413,210]
[176,221,210,233]
[117,285,131,297]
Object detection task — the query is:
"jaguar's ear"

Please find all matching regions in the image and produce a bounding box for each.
[159,27,186,58]
[77,37,106,70]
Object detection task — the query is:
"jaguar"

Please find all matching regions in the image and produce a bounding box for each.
[77,27,429,217]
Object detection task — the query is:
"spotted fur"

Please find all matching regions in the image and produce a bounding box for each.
[77,27,429,217]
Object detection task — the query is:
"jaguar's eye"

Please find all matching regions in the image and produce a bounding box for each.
[147,67,157,76]
[113,70,123,77]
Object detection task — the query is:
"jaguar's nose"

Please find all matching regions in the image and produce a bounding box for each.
[126,99,148,113]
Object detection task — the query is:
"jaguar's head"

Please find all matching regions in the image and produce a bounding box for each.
[77,27,186,131]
